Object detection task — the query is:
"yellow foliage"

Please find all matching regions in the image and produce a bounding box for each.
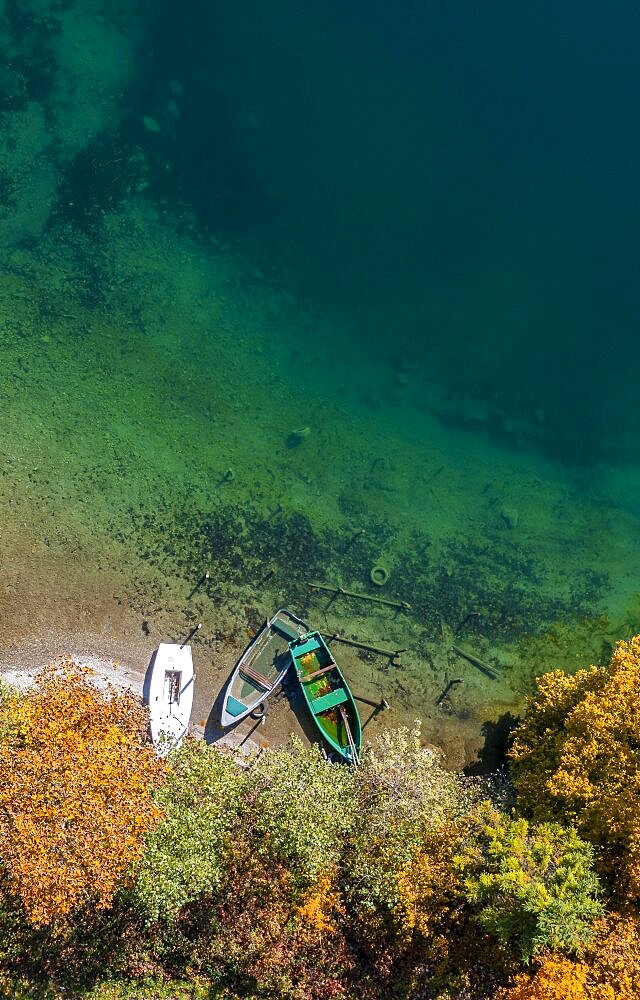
[582,913,640,1000]
[496,914,640,999]
[0,660,166,926]
[510,634,640,893]
[395,826,462,940]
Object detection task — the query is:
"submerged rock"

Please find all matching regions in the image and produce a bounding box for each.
[143,115,161,133]
[500,507,519,529]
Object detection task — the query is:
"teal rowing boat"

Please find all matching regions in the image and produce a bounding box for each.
[289,631,362,764]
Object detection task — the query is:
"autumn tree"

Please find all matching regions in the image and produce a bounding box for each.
[494,917,640,1000]
[199,845,354,1000]
[342,725,476,987]
[137,738,356,998]
[395,823,464,944]
[0,660,165,926]
[581,912,640,1000]
[348,724,472,914]
[510,634,640,894]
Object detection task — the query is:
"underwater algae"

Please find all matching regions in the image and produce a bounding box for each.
[0,205,634,767]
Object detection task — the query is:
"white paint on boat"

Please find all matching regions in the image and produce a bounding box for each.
[147,642,194,755]
[220,609,308,728]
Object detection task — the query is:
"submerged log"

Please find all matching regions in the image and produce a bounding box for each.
[308,581,411,612]
[452,645,498,680]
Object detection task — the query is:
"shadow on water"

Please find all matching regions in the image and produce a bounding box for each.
[464,712,521,776]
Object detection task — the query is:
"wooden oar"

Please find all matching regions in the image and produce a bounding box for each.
[338,705,360,766]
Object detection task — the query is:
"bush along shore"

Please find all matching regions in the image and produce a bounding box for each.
[3,639,640,999]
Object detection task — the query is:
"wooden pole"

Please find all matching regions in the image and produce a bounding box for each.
[319,631,405,664]
[452,645,498,680]
[181,623,202,649]
[309,581,411,612]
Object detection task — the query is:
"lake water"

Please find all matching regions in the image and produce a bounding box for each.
[1,0,638,768]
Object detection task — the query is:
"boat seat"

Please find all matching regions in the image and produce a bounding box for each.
[312,688,349,715]
[300,663,336,682]
[240,664,272,690]
[292,636,321,659]
[226,695,248,718]
[273,619,302,641]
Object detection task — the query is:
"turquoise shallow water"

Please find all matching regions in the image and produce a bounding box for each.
[0,1,639,767]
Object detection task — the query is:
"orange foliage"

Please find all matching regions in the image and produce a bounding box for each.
[297,874,344,934]
[495,914,640,1000]
[204,846,353,999]
[494,956,589,999]
[0,660,165,926]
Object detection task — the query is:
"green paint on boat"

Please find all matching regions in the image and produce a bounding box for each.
[289,631,362,764]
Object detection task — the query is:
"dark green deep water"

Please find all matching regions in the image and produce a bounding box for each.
[1,0,639,764]
[148,0,640,463]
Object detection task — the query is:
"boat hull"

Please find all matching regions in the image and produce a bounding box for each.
[289,631,362,764]
[220,608,309,727]
[147,643,194,755]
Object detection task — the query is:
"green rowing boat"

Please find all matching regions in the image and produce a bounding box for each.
[289,631,362,764]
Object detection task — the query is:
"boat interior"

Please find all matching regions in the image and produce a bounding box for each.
[164,670,182,705]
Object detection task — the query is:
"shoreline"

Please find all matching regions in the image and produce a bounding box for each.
[0,624,443,768]
[0,629,324,763]
[1,209,638,779]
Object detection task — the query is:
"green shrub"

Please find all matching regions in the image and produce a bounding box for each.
[0,679,19,706]
[247,736,356,893]
[131,740,247,923]
[347,724,473,911]
[83,977,228,999]
[455,802,604,961]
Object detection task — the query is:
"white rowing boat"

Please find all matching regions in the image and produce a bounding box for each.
[147,642,194,754]
[220,609,308,727]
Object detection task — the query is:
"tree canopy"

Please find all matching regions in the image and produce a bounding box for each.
[0,660,629,997]
[132,738,247,923]
[510,634,640,895]
[0,660,165,926]
[455,803,603,961]
[249,735,356,893]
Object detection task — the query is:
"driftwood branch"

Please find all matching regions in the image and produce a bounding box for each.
[452,645,499,680]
